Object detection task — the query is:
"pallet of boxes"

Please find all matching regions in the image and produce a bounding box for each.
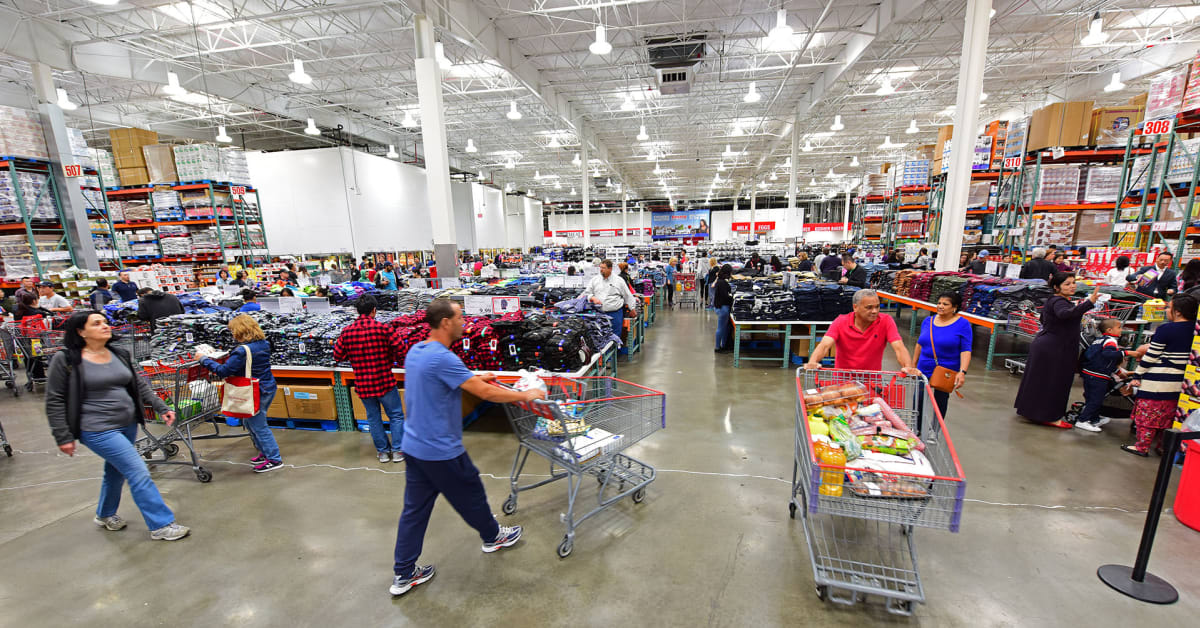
[109,128,180,187]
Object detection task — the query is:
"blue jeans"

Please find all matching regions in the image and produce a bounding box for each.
[393,452,499,577]
[245,387,281,462]
[605,308,625,340]
[363,387,405,453]
[715,305,732,349]
[79,422,175,530]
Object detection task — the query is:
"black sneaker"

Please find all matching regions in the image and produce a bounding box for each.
[390,565,436,595]
[253,460,283,473]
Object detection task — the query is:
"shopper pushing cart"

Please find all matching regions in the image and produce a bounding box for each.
[389,299,545,597]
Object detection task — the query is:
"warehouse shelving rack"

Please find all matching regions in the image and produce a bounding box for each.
[856,193,889,243]
[1105,121,1200,260]
[926,170,998,245]
[80,167,121,270]
[885,185,932,248]
[0,157,75,280]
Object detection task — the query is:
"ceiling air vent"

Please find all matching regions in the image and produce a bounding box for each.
[655,67,693,95]
[647,34,705,95]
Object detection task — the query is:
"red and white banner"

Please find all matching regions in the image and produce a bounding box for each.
[802,222,845,233]
[731,221,776,233]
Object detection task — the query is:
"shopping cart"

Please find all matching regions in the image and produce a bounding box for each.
[0,325,19,397]
[134,359,225,482]
[4,321,65,391]
[109,321,154,362]
[676,272,698,310]
[790,368,966,615]
[495,376,666,558]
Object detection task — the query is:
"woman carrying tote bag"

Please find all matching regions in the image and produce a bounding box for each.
[912,292,973,419]
[199,314,282,473]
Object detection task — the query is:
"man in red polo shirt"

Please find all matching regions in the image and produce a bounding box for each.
[804,289,919,374]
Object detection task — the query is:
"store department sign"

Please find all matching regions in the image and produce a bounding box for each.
[732,221,776,234]
[802,222,845,232]
[651,209,710,240]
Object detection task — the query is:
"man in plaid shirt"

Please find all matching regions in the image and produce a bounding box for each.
[334,295,407,463]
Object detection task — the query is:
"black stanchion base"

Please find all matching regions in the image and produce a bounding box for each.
[1097,564,1179,604]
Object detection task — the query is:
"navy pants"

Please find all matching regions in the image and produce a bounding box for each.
[1077,375,1110,425]
[393,452,500,578]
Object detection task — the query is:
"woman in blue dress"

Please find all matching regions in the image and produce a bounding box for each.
[912,292,973,419]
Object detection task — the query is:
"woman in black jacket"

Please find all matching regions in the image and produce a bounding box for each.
[44,311,191,541]
[714,265,734,352]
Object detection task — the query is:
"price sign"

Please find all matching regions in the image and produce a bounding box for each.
[464,295,491,316]
[1144,118,1174,136]
[545,275,565,288]
[1003,157,1022,169]
[1051,146,1065,160]
[1152,220,1182,232]
[492,297,521,314]
[564,275,585,288]
[230,185,247,196]
[440,277,461,289]
[62,164,83,178]
[1114,223,1140,233]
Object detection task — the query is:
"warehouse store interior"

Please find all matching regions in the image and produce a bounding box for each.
[3,0,1200,624]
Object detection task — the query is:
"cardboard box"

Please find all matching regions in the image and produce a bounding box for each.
[1089,106,1144,146]
[266,391,289,418]
[1128,92,1148,109]
[112,147,147,169]
[283,385,337,420]
[141,144,178,183]
[349,387,407,421]
[1028,101,1093,151]
[864,223,883,237]
[117,167,149,186]
[914,144,935,160]
[934,125,954,163]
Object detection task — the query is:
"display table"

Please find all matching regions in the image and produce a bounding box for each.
[729,315,834,369]
[876,291,1015,370]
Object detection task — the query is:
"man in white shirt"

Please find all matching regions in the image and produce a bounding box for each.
[37,282,72,313]
[581,259,638,335]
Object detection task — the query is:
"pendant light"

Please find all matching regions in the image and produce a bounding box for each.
[572,153,581,166]
[810,177,817,186]
[289,59,312,85]
[717,161,726,172]
[826,168,836,178]
[534,170,541,180]
[1082,11,1108,46]
[906,119,920,134]
[401,110,416,128]
[506,101,522,120]
[505,157,515,169]
[802,140,813,152]
[850,155,860,167]
[554,180,562,189]
[304,118,320,135]
[386,145,399,159]
[215,125,232,143]
[770,171,778,181]
[56,88,77,111]
[743,82,762,104]
[465,138,477,153]
[830,114,844,131]
[163,72,186,96]
[570,187,577,195]
[875,77,896,96]
[589,24,613,55]
[548,134,561,148]
[769,9,793,40]
[637,125,649,141]
[1105,71,1126,93]
[477,170,485,180]
[723,144,735,157]
[620,94,635,111]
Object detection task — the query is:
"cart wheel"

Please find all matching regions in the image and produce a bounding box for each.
[632,488,645,503]
[556,537,573,558]
[1008,366,1018,375]
[143,450,153,460]
[195,467,213,483]
[1063,410,1079,424]
[4,380,12,388]
[164,443,180,457]
[895,600,914,614]
[501,496,517,515]
[789,502,797,519]
[4,445,11,457]
[816,585,828,601]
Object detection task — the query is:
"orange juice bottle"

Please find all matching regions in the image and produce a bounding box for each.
[818,442,846,497]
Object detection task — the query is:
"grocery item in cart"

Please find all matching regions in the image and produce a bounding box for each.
[801,381,869,409]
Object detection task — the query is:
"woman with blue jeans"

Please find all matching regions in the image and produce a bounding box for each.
[713,264,734,352]
[201,314,282,472]
[45,311,191,541]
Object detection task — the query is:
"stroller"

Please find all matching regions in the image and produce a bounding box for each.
[1063,303,1141,425]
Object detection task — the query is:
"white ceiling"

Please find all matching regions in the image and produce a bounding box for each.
[2,0,1200,205]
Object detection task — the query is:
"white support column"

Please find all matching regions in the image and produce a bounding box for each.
[842,191,852,243]
[581,143,590,248]
[750,189,757,238]
[413,14,458,279]
[621,194,628,243]
[936,0,991,271]
[789,111,801,237]
[639,203,645,243]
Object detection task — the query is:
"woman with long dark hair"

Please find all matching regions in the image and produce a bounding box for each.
[1178,258,1200,294]
[44,311,190,540]
[713,264,734,352]
[1013,273,1100,428]
[1105,255,1132,285]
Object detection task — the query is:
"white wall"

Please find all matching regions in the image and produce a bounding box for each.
[341,148,432,252]
[504,195,524,249]
[450,181,477,251]
[248,149,356,255]
[473,184,507,249]
[524,198,544,249]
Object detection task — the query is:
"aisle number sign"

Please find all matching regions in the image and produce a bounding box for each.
[62,163,84,178]
[1002,157,1021,169]
[230,185,247,196]
[1144,118,1174,136]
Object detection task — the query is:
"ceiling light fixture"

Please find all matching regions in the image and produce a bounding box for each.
[1105,71,1126,93]
[810,177,818,186]
[770,171,778,181]
[1082,11,1108,46]
[401,110,416,128]
[606,177,612,187]
[55,88,77,111]
[554,180,562,189]
[784,157,792,167]
[769,9,793,40]
[304,118,320,135]
[505,158,515,169]
[653,161,663,175]
[717,161,726,172]
[570,187,577,195]
[386,144,399,159]
[826,168,836,178]
[572,153,581,166]
[802,140,813,152]
[723,144,735,157]
[289,59,313,85]
[506,101,522,120]
[534,170,541,180]
[163,71,186,96]
[465,138,477,153]
[830,115,844,131]
[506,182,514,192]
[215,125,232,143]
[589,24,613,55]
[636,125,649,141]
[743,81,762,104]
[906,119,920,134]
[548,134,561,148]
[620,94,635,111]
[731,124,744,137]
[875,77,896,96]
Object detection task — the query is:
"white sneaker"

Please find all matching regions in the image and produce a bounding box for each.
[378,452,390,463]
[1075,421,1102,433]
[1097,417,1113,427]
[93,515,127,531]
[150,522,191,541]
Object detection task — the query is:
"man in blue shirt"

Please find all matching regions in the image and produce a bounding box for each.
[390,299,546,597]
[112,271,139,302]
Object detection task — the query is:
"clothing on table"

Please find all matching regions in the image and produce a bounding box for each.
[1013,295,1096,424]
[1129,265,1177,300]
[112,280,139,302]
[581,273,637,313]
[1019,258,1057,282]
[80,422,176,530]
[842,265,868,288]
[824,312,901,372]
[89,288,116,310]
[332,315,404,398]
[238,302,261,312]
[1105,267,1131,285]
[361,386,405,454]
[401,341,475,461]
[915,316,973,378]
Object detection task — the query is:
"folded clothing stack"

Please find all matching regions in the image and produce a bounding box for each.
[891,270,918,296]
[928,275,969,302]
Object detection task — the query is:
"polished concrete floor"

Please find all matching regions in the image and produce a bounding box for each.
[1,306,1198,627]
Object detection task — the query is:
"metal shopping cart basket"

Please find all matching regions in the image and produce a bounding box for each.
[0,325,19,397]
[4,321,65,391]
[109,321,155,362]
[676,272,698,310]
[790,368,967,615]
[496,375,666,558]
[135,359,226,482]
